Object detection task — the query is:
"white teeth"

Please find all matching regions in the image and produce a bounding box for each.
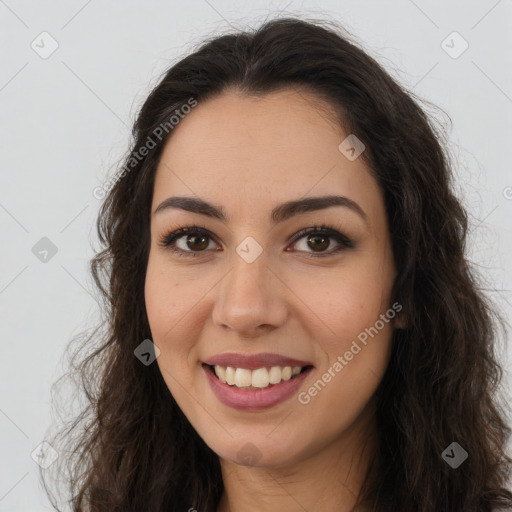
[281,366,292,381]
[214,365,226,383]
[212,365,306,389]
[269,366,282,384]
[234,368,252,387]
[251,368,269,388]
[225,366,236,386]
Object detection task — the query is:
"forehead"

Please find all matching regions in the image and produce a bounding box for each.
[152,88,383,225]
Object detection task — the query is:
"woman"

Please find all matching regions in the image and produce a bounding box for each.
[41,17,512,512]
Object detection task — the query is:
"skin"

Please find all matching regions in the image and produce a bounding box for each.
[144,88,401,512]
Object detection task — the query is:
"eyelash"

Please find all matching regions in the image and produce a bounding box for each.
[158,223,355,259]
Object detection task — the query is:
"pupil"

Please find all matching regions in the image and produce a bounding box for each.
[308,234,328,251]
[188,234,208,251]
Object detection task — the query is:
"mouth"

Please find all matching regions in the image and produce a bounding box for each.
[201,352,315,409]
[202,362,314,410]
[203,363,314,390]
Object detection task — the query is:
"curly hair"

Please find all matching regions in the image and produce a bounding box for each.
[40,16,512,512]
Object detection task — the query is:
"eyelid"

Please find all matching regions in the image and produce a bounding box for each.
[287,225,354,248]
[158,223,355,258]
[157,224,218,252]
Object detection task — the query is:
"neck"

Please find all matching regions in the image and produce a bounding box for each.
[216,400,378,512]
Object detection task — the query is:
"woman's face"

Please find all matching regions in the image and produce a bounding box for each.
[145,88,399,468]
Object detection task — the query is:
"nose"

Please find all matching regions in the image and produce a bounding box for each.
[212,253,288,338]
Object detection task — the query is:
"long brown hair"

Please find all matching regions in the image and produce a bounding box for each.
[40,17,512,512]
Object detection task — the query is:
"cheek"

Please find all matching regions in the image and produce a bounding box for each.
[144,268,198,411]
[144,249,221,330]
[291,258,393,353]
[144,254,217,395]
[144,258,192,378]
[298,278,394,430]
[144,254,197,341]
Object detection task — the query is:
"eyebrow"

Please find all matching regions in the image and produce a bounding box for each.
[154,194,368,226]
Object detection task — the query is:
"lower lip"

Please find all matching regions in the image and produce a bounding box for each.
[202,364,313,410]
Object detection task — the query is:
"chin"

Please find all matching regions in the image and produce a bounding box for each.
[208,434,304,468]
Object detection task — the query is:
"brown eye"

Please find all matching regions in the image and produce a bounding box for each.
[305,233,330,252]
[288,225,354,258]
[159,227,219,257]
[183,233,209,251]
[159,224,354,259]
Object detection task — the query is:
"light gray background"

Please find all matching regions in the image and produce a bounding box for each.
[1,1,511,510]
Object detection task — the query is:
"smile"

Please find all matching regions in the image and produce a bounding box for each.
[201,352,314,409]
[208,364,310,389]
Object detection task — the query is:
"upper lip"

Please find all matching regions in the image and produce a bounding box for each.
[203,352,314,370]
